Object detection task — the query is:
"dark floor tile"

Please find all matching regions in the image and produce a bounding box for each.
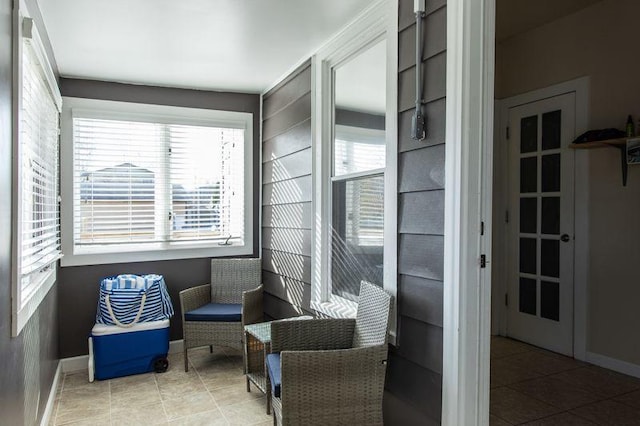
[491,336,536,359]
[509,376,603,410]
[554,366,640,399]
[522,412,596,425]
[571,399,640,425]
[490,387,562,425]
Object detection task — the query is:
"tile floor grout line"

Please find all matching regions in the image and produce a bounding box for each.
[193,352,231,425]
[154,371,170,425]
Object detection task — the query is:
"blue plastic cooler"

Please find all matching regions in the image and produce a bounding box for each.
[89,319,170,381]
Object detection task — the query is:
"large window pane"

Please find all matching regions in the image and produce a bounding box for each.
[73,118,244,246]
[331,175,384,302]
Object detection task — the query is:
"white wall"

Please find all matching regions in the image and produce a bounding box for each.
[495,0,640,366]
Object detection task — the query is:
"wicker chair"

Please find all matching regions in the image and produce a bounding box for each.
[179,258,263,371]
[266,281,392,426]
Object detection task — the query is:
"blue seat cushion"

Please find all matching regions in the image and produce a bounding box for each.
[184,303,242,322]
[266,353,281,398]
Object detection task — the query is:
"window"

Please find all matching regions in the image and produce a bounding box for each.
[331,125,385,303]
[60,98,253,266]
[311,0,397,337]
[12,15,62,336]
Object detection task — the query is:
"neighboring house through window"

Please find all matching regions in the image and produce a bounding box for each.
[60,98,253,266]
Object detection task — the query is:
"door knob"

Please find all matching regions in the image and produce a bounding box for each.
[560,234,570,242]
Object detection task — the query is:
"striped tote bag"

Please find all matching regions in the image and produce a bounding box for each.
[96,274,174,327]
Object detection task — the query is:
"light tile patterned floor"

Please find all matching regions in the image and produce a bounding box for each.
[491,336,640,425]
[49,347,272,426]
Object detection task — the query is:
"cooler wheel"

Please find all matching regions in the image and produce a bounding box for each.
[153,357,169,373]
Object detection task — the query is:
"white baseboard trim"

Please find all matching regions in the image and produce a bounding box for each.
[586,351,640,379]
[61,339,184,374]
[40,361,62,426]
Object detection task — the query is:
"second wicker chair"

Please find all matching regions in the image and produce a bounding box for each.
[266,281,392,426]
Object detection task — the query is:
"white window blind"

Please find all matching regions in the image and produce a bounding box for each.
[18,22,61,308]
[72,116,245,249]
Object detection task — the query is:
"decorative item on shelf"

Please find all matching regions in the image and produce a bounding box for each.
[627,138,640,165]
[627,115,635,137]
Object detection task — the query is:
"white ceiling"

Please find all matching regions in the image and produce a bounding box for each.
[38,0,372,93]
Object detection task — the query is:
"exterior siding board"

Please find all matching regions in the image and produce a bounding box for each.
[261,61,313,317]
[389,1,445,423]
[262,148,312,184]
[262,202,313,230]
[262,92,312,141]
[399,275,444,327]
[263,66,312,119]
[399,190,445,235]
[398,6,447,71]
[263,119,312,161]
[398,51,447,111]
[399,143,446,193]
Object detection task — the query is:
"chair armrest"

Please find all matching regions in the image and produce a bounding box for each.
[242,284,263,326]
[179,284,211,320]
[279,344,389,423]
[271,318,356,352]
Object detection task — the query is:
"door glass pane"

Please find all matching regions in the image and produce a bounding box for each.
[331,176,384,302]
[542,154,560,192]
[520,157,537,193]
[519,238,536,274]
[542,110,561,151]
[541,281,560,321]
[520,197,537,234]
[541,197,560,235]
[519,277,536,315]
[541,239,559,278]
[520,115,538,153]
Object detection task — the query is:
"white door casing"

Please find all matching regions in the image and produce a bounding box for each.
[506,93,575,356]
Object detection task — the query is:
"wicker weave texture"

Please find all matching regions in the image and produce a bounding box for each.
[270,281,392,426]
[179,258,263,372]
[211,258,262,304]
[279,345,387,426]
[270,318,355,353]
[352,281,392,348]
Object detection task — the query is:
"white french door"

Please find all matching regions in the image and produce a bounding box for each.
[506,93,575,356]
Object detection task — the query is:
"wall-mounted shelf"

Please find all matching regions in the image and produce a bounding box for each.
[569,137,629,186]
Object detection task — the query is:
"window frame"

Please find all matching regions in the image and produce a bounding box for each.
[60,97,254,266]
[311,0,398,341]
[11,5,62,336]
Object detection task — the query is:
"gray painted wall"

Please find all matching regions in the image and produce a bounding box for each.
[0,1,60,424]
[261,1,446,422]
[261,60,314,319]
[57,79,261,357]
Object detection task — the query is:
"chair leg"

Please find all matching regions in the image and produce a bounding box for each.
[184,344,189,372]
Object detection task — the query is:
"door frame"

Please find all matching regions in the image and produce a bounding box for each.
[442,0,495,424]
[494,77,590,361]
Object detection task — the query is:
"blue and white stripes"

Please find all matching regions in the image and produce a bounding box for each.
[96,274,174,327]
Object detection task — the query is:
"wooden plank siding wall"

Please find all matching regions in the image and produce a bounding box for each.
[261,61,315,320]
[260,0,446,421]
[385,0,446,424]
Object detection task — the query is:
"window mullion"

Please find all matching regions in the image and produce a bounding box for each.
[156,124,171,243]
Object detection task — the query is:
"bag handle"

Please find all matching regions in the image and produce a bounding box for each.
[105,292,147,328]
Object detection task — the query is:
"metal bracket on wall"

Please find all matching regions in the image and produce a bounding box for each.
[410,0,426,141]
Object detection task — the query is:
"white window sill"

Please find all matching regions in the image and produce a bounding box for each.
[311,296,397,346]
[311,296,358,319]
[61,242,251,267]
